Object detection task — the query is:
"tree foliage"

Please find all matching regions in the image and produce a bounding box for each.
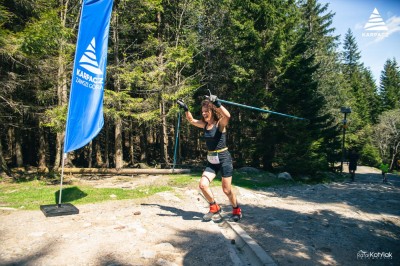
[380,58,400,111]
[373,109,400,170]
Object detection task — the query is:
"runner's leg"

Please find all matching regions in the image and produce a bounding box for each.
[222,177,237,207]
[199,170,216,203]
[222,176,242,221]
[200,170,221,221]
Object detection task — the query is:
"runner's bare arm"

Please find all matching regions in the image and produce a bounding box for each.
[216,105,230,131]
[185,110,206,128]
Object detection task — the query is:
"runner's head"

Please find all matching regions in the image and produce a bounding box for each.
[201,99,219,123]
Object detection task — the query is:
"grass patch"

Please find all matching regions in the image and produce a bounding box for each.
[0,169,345,211]
[167,174,199,187]
[176,170,346,189]
[231,171,296,189]
[0,179,171,210]
[169,170,296,189]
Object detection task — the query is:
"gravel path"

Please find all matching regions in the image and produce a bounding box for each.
[0,166,399,266]
[237,166,400,266]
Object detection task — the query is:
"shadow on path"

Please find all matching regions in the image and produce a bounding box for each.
[141,203,205,221]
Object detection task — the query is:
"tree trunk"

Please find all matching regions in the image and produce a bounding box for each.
[140,126,147,162]
[6,128,14,165]
[160,99,169,165]
[38,127,47,171]
[87,141,93,168]
[0,138,10,175]
[54,133,63,170]
[390,142,400,170]
[15,128,23,167]
[115,117,123,169]
[95,139,104,167]
[105,124,110,167]
[112,5,123,169]
[54,0,70,170]
[129,120,135,166]
[156,10,169,166]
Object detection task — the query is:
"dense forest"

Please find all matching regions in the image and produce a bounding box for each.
[1,0,399,176]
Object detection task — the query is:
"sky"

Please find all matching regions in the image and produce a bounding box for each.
[318,0,400,86]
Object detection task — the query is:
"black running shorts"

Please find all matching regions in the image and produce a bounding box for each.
[204,150,233,178]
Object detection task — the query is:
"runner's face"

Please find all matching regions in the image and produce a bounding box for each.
[202,107,212,122]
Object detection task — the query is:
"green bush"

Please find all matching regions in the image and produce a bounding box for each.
[360,143,380,167]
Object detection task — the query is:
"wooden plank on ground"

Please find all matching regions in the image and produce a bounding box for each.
[62,168,191,175]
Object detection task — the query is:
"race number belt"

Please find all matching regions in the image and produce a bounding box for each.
[208,147,228,153]
[207,147,228,164]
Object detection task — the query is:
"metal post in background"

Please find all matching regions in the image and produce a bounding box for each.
[340,107,351,173]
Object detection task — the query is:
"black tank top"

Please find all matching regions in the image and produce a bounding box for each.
[204,123,227,151]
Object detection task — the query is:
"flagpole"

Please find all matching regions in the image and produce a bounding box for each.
[58,153,67,206]
[40,151,78,217]
[40,0,113,217]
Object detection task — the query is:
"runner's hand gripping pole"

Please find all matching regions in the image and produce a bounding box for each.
[177,99,189,112]
[205,89,222,108]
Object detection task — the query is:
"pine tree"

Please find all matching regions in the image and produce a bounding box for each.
[341,29,368,127]
[380,58,400,111]
[341,28,381,164]
[269,32,329,174]
[109,0,201,166]
[0,0,80,169]
[299,0,344,168]
[342,29,362,76]
[362,68,381,123]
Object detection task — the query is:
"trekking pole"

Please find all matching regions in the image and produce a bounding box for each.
[218,98,307,121]
[205,89,306,121]
[172,109,181,171]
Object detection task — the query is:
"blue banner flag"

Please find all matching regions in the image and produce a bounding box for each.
[64,0,114,153]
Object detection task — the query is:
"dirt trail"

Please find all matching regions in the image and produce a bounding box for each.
[0,166,399,266]
[236,166,400,266]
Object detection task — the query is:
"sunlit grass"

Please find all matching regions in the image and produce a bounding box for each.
[0,179,171,210]
[168,170,296,189]
[167,174,199,187]
[0,169,344,211]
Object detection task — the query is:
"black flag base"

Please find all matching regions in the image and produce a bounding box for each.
[40,203,79,217]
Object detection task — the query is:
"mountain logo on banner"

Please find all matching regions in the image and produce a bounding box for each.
[364,8,388,31]
[79,38,103,75]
